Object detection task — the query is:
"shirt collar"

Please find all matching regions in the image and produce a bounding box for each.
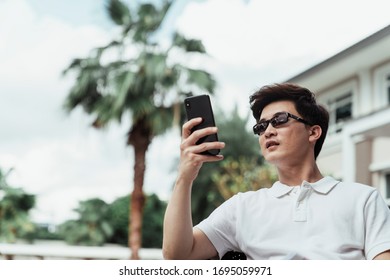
[269,176,339,198]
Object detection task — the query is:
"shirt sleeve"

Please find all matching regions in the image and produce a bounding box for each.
[364,189,390,260]
[195,194,241,259]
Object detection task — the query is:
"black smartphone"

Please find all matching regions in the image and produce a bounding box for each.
[184,95,220,156]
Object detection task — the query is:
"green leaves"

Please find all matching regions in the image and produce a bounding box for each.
[58,198,114,246]
[212,158,277,200]
[138,4,158,28]
[135,1,172,36]
[146,105,174,136]
[107,0,172,42]
[173,32,206,53]
[0,168,36,243]
[63,55,105,115]
[56,193,167,248]
[107,0,132,26]
[106,194,167,248]
[130,97,155,122]
[113,70,135,116]
[185,67,216,93]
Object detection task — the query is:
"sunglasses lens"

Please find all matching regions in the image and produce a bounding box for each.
[272,113,288,127]
[253,124,259,135]
[254,113,291,135]
[253,122,267,135]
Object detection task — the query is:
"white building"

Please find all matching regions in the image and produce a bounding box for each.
[286,24,390,205]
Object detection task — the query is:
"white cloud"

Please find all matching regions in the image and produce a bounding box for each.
[177,0,390,70]
[175,0,390,115]
[144,128,181,201]
[2,120,137,224]
[0,0,36,50]
[0,2,108,84]
[0,0,111,144]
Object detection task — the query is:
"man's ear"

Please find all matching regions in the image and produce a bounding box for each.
[309,125,322,142]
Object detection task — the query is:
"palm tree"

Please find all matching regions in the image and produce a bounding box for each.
[63,0,215,259]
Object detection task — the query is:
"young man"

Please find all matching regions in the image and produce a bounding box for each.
[163,83,390,260]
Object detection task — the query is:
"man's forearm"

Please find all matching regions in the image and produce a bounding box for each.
[373,250,390,260]
[163,179,194,259]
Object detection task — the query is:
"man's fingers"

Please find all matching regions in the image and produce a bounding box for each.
[182,140,225,158]
[182,118,202,138]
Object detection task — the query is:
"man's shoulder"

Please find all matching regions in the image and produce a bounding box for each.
[337,180,376,190]
[335,180,377,196]
[233,187,271,202]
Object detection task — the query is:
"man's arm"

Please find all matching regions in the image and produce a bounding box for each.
[163,177,217,259]
[373,250,390,260]
[162,118,224,260]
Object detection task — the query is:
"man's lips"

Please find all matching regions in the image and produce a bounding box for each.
[265,140,279,149]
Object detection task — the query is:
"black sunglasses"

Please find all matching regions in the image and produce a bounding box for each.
[253,112,311,135]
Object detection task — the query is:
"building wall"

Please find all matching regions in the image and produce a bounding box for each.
[286,25,390,204]
[355,139,373,186]
[317,151,342,180]
[372,138,390,164]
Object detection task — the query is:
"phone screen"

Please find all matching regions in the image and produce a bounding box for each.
[184,95,219,155]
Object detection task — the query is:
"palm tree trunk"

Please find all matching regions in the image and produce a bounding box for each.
[128,121,151,260]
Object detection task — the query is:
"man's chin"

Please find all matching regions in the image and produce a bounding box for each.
[264,154,278,164]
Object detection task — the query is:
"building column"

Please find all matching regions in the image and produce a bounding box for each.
[357,69,372,116]
[342,129,355,183]
[341,107,390,183]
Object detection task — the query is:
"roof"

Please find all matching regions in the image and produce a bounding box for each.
[286,24,390,84]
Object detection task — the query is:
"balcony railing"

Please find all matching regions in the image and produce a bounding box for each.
[0,242,162,260]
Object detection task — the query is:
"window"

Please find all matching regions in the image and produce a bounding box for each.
[373,63,390,110]
[328,92,353,133]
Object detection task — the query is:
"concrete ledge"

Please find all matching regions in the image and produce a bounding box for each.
[0,243,162,260]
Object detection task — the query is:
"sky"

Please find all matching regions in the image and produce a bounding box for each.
[0,0,389,225]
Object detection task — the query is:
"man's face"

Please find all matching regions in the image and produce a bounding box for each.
[258,100,312,166]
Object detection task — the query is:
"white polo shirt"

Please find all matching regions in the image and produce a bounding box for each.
[195,176,390,259]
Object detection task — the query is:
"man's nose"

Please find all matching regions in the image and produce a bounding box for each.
[264,123,277,137]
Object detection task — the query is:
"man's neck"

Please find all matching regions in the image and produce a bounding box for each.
[276,163,323,187]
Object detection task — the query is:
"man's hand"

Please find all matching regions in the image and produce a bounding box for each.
[178,117,225,183]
